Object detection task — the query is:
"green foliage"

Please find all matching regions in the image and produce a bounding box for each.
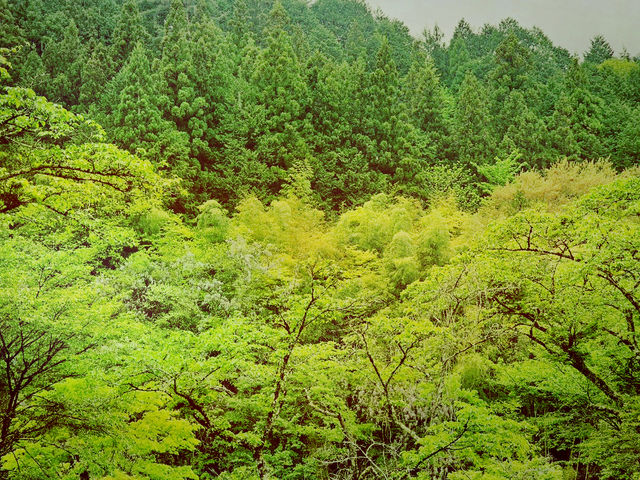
[453,72,495,165]
[1,3,640,479]
[584,34,614,64]
[111,0,149,69]
[491,33,531,92]
[488,160,633,222]
[40,19,85,106]
[474,150,522,194]
[196,199,230,243]
[4,0,634,214]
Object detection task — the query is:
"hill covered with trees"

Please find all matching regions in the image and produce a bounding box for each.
[3,0,640,212]
[1,1,639,479]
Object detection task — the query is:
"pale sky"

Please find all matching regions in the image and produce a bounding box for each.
[365,0,640,57]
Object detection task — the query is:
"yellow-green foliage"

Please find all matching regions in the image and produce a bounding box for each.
[334,194,420,253]
[383,231,419,289]
[483,159,639,216]
[456,353,492,391]
[415,196,472,265]
[134,207,174,237]
[232,194,333,262]
[598,58,640,77]
[196,199,230,243]
[334,194,473,290]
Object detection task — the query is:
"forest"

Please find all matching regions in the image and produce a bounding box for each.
[0,0,639,479]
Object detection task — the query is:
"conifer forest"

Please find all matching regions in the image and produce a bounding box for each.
[1,0,640,478]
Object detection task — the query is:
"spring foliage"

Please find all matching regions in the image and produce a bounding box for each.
[1,1,640,479]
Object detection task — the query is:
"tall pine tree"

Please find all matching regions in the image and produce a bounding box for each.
[453,72,495,165]
[111,0,148,71]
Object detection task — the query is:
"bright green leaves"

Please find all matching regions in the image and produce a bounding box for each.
[0,85,165,240]
[2,365,200,480]
[468,175,640,477]
[0,77,200,480]
[4,142,158,215]
[0,86,101,144]
[474,150,522,194]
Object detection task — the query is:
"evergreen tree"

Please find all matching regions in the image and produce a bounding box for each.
[496,90,548,168]
[344,19,368,62]
[0,0,25,49]
[584,34,614,64]
[451,18,473,44]
[41,19,85,105]
[615,106,640,168]
[446,36,471,89]
[16,46,48,94]
[375,16,414,75]
[190,13,234,168]
[453,72,495,165]
[404,53,447,146]
[213,1,312,203]
[355,37,414,176]
[250,1,310,171]
[266,0,291,33]
[79,41,113,111]
[565,59,605,159]
[111,0,149,71]
[489,33,537,146]
[309,56,388,209]
[422,24,447,74]
[627,62,640,102]
[160,0,192,108]
[547,94,580,160]
[230,0,251,45]
[111,42,190,178]
[159,0,210,164]
[490,33,531,93]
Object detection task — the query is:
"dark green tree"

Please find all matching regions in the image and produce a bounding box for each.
[453,72,495,165]
[451,18,473,43]
[249,2,311,183]
[111,43,189,172]
[308,56,388,209]
[565,59,605,159]
[355,37,414,177]
[404,53,447,148]
[0,0,25,49]
[41,19,85,106]
[158,0,211,165]
[584,34,614,64]
[111,0,149,71]
[546,94,580,160]
[496,90,548,168]
[189,14,234,168]
[446,36,471,89]
[15,46,48,94]
[615,106,640,168]
[422,24,447,73]
[490,32,531,94]
[79,41,113,111]
[230,0,251,45]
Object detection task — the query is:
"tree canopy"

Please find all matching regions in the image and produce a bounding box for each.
[1,2,639,479]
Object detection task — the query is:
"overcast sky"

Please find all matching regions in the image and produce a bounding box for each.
[365,0,640,56]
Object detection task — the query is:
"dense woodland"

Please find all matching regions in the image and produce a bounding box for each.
[1,0,640,479]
